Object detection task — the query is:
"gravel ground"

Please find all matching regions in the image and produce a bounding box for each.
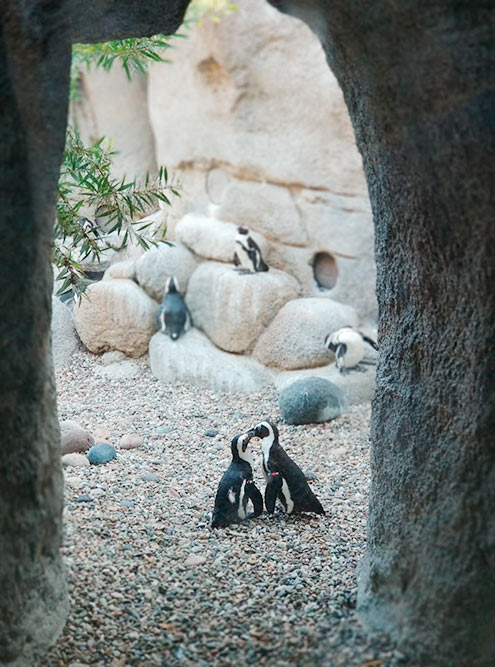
[41,350,407,667]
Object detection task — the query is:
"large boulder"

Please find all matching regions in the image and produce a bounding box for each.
[175,213,270,264]
[51,297,79,371]
[279,377,347,425]
[149,329,273,394]
[215,180,307,246]
[73,279,158,357]
[253,297,358,370]
[186,261,301,353]
[135,242,198,300]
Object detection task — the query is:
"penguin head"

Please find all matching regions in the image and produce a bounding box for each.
[237,227,249,236]
[231,433,254,464]
[247,420,279,445]
[165,275,179,296]
[324,332,337,352]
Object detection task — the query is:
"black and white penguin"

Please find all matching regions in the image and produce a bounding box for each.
[324,326,378,373]
[233,227,269,273]
[156,276,193,341]
[211,433,263,529]
[247,421,324,515]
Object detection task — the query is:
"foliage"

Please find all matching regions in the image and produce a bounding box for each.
[54,130,178,298]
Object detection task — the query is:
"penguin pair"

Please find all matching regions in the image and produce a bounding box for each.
[233,227,269,273]
[211,433,263,529]
[247,421,325,516]
[324,326,378,373]
[156,276,193,341]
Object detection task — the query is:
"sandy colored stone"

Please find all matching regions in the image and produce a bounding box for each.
[59,421,94,455]
[73,279,158,358]
[253,297,358,370]
[51,297,79,371]
[135,242,198,301]
[103,260,136,281]
[186,262,300,353]
[61,453,90,467]
[119,434,144,450]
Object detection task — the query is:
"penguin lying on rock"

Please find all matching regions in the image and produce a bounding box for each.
[156,276,193,341]
[233,227,269,273]
[211,433,263,529]
[324,326,378,374]
[247,421,325,516]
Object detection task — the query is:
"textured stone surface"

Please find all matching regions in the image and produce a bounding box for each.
[135,242,198,300]
[73,279,158,357]
[119,434,144,450]
[175,213,270,264]
[253,297,358,370]
[148,0,366,195]
[59,420,94,455]
[149,329,273,394]
[215,180,307,246]
[186,261,300,353]
[279,377,347,425]
[51,297,79,371]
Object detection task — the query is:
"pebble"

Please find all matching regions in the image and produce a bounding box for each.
[87,443,117,465]
[185,554,207,567]
[74,494,93,503]
[119,433,144,449]
[140,473,160,483]
[204,428,219,437]
[156,425,171,435]
[62,453,90,467]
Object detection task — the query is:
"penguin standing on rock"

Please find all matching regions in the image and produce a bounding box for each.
[324,326,378,373]
[233,227,269,273]
[211,433,263,529]
[156,276,192,341]
[247,421,325,516]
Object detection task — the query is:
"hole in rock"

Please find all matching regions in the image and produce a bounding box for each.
[312,252,338,290]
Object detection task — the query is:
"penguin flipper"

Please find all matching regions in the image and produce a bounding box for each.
[361,333,379,351]
[245,480,263,517]
[233,251,240,267]
[335,343,347,373]
[265,473,282,514]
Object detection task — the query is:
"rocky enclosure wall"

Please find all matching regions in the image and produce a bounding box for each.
[69,0,377,400]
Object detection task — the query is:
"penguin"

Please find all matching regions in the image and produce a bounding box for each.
[211,433,263,529]
[247,421,324,515]
[233,227,269,273]
[156,276,193,341]
[324,326,378,373]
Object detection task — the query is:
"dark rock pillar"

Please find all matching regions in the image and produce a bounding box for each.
[270,1,495,664]
[0,1,190,663]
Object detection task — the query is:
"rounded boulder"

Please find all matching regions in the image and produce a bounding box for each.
[87,443,117,465]
[279,377,347,425]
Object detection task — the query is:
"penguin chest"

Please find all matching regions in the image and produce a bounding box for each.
[279,476,295,514]
[235,240,254,271]
[228,480,248,519]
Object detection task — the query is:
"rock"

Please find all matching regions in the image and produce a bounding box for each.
[119,434,144,449]
[274,363,376,406]
[148,0,366,195]
[87,443,117,465]
[279,377,347,425]
[175,213,270,265]
[149,329,273,394]
[135,242,198,301]
[216,181,307,246]
[74,494,93,503]
[73,279,158,358]
[253,297,358,370]
[186,262,300,353]
[59,420,94,455]
[103,259,136,281]
[51,297,79,371]
[185,554,207,567]
[156,425,171,435]
[204,428,219,437]
[141,473,160,482]
[61,453,90,467]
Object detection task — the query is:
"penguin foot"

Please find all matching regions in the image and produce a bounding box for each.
[354,364,368,373]
[234,268,254,275]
